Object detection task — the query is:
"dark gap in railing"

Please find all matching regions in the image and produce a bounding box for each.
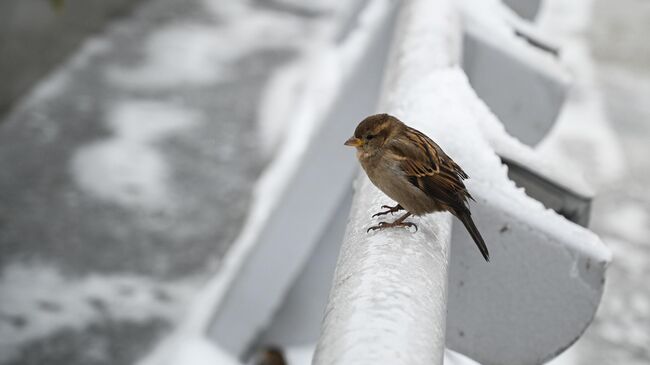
[500,156,591,227]
[514,29,561,57]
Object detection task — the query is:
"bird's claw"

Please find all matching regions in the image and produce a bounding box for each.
[371,204,404,218]
[366,221,418,233]
[403,222,418,232]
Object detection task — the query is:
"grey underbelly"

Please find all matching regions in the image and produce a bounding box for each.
[366,168,434,215]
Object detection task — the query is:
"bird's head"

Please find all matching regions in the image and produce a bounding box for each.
[344,113,404,154]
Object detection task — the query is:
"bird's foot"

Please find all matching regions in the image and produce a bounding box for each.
[371,204,404,218]
[367,220,418,233]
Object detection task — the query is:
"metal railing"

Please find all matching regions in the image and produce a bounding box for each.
[312,0,460,363]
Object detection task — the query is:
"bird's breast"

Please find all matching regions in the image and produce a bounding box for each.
[359,154,434,215]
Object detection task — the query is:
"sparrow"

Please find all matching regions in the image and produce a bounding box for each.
[344,113,490,261]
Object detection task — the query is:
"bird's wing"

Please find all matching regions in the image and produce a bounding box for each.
[386,127,473,209]
[386,126,490,261]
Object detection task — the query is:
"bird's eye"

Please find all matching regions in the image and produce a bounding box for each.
[366,134,374,140]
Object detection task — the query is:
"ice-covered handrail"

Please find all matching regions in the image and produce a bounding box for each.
[313,1,460,364]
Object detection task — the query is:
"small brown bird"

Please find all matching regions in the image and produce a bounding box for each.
[344,113,490,261]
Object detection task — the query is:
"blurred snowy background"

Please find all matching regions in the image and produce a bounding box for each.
[0,0,648,364]
[544,0,650,364]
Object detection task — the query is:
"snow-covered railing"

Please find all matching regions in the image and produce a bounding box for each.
[314,0,611,364]
[312,0,459,363]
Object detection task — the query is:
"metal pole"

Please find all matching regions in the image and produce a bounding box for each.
[313,0,461,364]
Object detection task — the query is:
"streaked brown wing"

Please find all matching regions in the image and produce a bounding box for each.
[387,127,473,208]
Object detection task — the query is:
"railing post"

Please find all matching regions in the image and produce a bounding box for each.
[313,0,460,364]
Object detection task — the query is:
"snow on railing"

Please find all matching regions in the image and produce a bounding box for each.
[314,0,611,364]
[312,0,460,364]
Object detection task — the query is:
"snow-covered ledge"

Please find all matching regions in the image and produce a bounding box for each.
[313,1,460,364]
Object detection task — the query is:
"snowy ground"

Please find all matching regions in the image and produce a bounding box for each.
[0,0,351,364]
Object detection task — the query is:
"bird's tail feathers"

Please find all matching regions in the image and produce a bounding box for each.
[456,211,490,262]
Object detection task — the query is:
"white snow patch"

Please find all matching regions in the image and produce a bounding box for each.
[71,100,200,210]
[108,3,328,89]
[0,262,196,362]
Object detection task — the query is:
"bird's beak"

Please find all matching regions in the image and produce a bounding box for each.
[344,136,363,147]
